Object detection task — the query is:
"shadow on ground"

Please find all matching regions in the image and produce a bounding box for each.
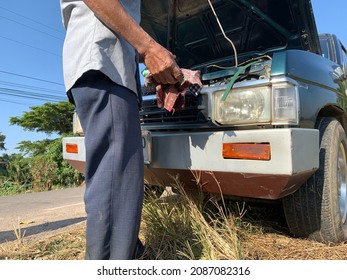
[0,217,86,243]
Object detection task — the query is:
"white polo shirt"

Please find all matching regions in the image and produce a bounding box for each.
[60,0,141,95]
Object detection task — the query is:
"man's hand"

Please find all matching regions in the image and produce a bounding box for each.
[142,41,183,85]
[83,0,183,85]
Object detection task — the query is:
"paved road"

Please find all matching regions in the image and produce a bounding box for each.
[0,186,86,243]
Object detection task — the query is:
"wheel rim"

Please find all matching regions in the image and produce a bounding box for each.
[337,142,347,224]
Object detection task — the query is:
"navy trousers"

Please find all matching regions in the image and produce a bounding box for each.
[70,70,144,260]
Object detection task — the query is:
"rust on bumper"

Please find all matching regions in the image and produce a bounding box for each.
[144,167,316,200]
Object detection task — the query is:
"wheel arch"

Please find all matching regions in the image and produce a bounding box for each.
[316,104,347,132]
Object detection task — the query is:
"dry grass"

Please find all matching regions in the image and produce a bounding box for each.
[238,203,347,260]
[1,180,347,260]
[141,180,243,260]
[243,232,347,260]
[0,224,86,260]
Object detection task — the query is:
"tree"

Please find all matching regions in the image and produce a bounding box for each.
[30,155,58,191]
[5,101,83,192]
[9,101,75,135]
[0,153,8,177]
[0,132,5,150]
[4,153,31,185]
[16,139,55,157]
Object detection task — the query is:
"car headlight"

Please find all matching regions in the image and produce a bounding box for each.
[213,82,299,125]
[214,86,271,125]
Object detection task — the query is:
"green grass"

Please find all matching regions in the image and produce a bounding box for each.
[0,179,29,196]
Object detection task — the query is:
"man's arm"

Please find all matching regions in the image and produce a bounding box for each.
[83,0,183,84]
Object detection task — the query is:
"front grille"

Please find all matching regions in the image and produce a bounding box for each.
[140,93,207,126]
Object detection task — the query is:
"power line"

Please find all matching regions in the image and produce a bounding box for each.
[0,98,33,106]
[0,73,69,103]
[0,88,66,102]
[0,15,64,41]
[0,6,65,35]
[0,80,65,95]
[0,70,64,86]
[0,87,64,100]
[0,87,65,100]
[0,35,62,58]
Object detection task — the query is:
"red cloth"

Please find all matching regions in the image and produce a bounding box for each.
[145,69,202,112]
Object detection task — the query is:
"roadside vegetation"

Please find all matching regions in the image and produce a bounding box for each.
[1,179,347,260]
[0,101,84,196]
[1,102,346,260]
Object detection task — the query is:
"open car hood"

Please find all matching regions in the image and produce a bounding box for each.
[141,0,321,69]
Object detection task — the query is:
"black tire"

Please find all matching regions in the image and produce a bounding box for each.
[283,117,347,243]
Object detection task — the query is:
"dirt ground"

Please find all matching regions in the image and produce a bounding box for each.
[1,221,346,260]
[243,231,347,260]
[239,201,347,260]
[1,201,346,260]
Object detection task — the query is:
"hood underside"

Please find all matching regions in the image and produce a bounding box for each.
[141,0,321,70]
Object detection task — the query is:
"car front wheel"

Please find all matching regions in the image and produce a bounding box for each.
[283,117,347,243]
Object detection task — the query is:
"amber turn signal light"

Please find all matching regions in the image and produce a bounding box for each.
[222,143,271,161]
[66,143,79,154]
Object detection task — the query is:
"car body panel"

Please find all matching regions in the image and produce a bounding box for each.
[63,1,347,201]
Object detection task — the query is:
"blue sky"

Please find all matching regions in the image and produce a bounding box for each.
[0,0,65,154]
[0,0,346,155]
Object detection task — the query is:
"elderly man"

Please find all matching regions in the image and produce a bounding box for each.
[60,0,183,260]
